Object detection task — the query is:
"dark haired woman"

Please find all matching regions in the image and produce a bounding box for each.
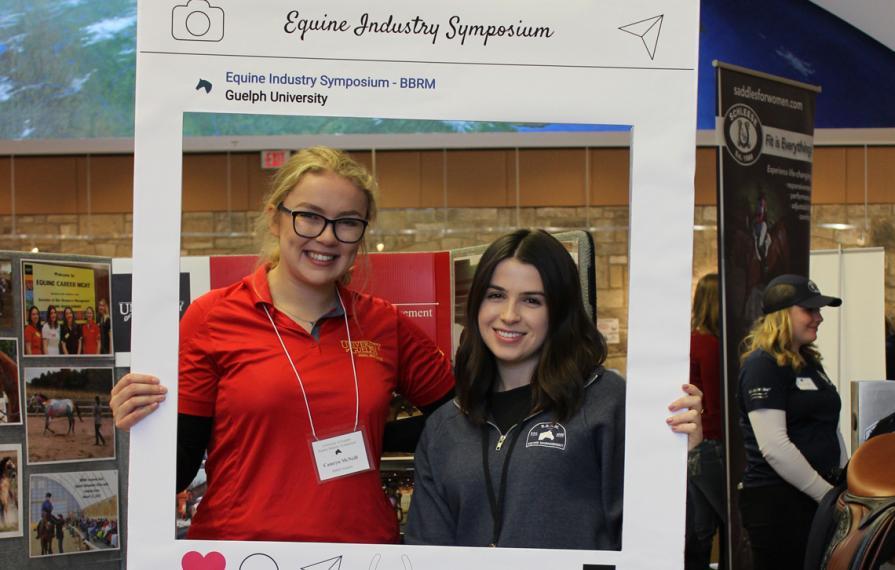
[41,305,60,356]
[737,274,846,569]
[405,229,702,549]
[60,307,82,355]
[685,273,725,569]
[24,306,43,356]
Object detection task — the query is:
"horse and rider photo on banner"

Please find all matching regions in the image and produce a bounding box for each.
[0,338,21,426]
[29,470,119,558]
[24,367,115,465]
[0,444,23,539]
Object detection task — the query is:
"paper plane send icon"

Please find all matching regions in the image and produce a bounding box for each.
[196,79,213,93]
[301,555,342,570]
[618,14,663,60]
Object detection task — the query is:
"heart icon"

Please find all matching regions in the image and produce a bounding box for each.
[182,551,227,570]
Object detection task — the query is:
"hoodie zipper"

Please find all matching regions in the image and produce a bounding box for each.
[495,432,509,451]
[486,409,539,452]
[480,420,526,547]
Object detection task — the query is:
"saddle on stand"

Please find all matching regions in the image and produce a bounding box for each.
[816,433,895,570]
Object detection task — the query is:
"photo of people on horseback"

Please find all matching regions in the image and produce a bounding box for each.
[0,338,20,426]
[29,470,119,557]
[20,260,113,357]
[0,444,23,539]
[24,367,114,464]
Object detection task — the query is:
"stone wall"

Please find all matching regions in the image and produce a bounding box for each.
[2,203,894,375]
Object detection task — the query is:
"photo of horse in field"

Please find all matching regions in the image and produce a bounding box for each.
[28,394,83,435]
[24,367,115,465]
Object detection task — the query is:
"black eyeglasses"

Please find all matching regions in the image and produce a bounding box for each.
[277,203,369,244]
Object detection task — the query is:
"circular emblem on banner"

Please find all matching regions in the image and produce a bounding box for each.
[723,103,763,166]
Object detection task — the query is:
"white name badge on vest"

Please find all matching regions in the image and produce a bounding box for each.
[311,429,373,483]
[795,377,818,391]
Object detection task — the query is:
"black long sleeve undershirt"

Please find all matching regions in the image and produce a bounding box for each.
[174,389,454,492]
[381,389,455,453]
[176,414,212,492]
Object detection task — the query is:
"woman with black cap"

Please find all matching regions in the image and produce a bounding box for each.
[737,274,847,569]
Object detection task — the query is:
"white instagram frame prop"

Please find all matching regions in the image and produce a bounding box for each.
[131,1,699,569]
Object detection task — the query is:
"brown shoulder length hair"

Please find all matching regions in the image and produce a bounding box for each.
[691,273,720,336]
[455,229,607,425]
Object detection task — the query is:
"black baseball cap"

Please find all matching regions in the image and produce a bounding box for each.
[761,274,842,314]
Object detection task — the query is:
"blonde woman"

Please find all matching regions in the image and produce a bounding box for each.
[737,274,846,569]
[111,147,454,543]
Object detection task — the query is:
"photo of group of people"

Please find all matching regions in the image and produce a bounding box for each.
[29,470,119,557]
[23,367,115,465]
[21,260,113,356]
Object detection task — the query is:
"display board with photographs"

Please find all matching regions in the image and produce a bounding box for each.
[0,251,123,568]
[0,444,23,539]
[21,260,113,357]
[24,367,115,465]
[29,470,119,558]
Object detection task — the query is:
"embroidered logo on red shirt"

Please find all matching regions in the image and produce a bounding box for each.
[340,340,383,361]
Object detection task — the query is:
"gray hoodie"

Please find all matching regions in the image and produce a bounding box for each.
[405,368,625,550]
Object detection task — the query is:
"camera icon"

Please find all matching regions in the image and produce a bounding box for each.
[172,0,224,42]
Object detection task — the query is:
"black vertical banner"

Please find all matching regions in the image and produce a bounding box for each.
[111,272,192,354]
[715,61,820,570]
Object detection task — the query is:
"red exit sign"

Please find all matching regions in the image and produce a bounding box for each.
[260,150,290,170]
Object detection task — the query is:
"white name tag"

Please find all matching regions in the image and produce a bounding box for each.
[311,429,372,482]
[795,377,818,391]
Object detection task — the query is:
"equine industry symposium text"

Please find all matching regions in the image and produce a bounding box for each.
[283,11,556,46]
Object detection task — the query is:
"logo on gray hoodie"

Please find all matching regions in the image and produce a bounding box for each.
[525,422,567,450]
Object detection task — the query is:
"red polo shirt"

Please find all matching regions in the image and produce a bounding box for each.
[179,264,454,543]
[82,321,101,355]
[24,324,43,355]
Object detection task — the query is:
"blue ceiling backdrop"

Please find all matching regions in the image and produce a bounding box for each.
[698,0,895,129]
[0,0,892,140]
